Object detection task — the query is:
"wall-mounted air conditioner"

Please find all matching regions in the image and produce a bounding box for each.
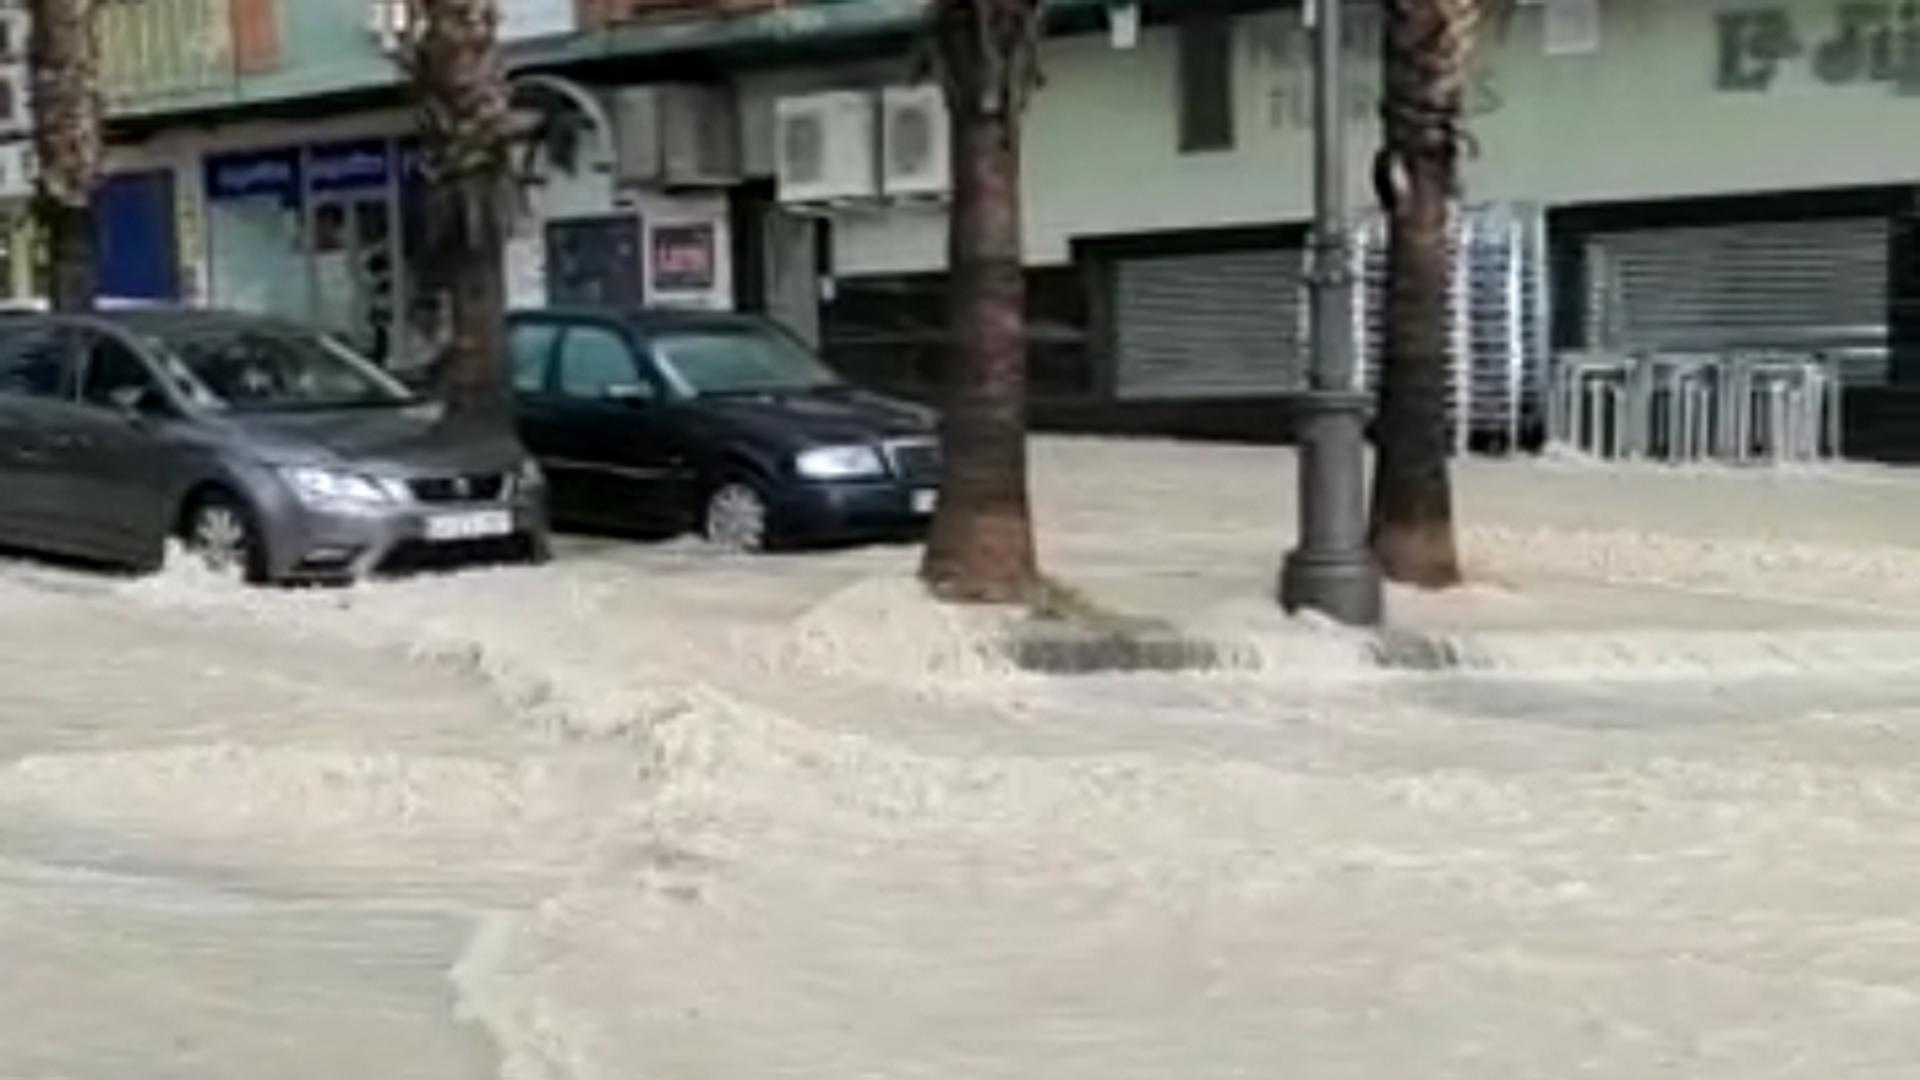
[775,90,877,205]
[0,9,29,65]
[0,141,36,201]
[367,0,410,54]
[0,62,27,138]
[880,84,949,199]
[610,84,740,188]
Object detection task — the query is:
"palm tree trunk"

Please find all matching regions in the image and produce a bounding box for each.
[28,0,101,313]
[919,0,1042,604]
[409,0,513,424]
[1370,0,1478,588]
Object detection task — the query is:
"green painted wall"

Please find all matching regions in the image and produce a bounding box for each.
[106,0,399,119]
[1475,0,1920,204]
[103,0,583,118]
[827,0,1920,274]
[101,0,237,108]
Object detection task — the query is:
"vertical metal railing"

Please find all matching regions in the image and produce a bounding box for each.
[101,0,236,108]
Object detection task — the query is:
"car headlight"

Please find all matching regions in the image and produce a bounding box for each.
[280,466,398,507]
[794,444,886,480]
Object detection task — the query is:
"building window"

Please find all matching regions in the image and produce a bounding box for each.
[1178,15,1235,154]
[203,140,419,368]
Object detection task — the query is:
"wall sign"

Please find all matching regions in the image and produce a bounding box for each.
[1718,3,1920,93]
[309,139,392,194]
[205,148,303,205]
[651,223,716,293]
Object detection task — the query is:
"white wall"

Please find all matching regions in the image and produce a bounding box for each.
[517,113,734,310]
[741,0,1920,277]
[1469,0,1920,204]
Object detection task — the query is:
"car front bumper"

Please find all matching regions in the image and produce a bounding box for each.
[257,489,550,582]
[772,479,938,543]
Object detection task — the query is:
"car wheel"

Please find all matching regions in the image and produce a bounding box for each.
[183,492,267,584]
[703,479,773,553]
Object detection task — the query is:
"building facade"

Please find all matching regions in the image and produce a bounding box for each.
[737,0,1920,432]
[58,0,1920,448]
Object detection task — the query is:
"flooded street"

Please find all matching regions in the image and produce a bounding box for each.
[9,442,1920,1078]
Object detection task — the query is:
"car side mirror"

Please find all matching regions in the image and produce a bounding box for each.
[602,383,657,407]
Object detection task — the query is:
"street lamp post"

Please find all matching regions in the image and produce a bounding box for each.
[1279,0,1383,626]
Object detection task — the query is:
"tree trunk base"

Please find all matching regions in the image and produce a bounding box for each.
[42,200,96,313]
[921,510,1039,605]
[1373,520,1464,589]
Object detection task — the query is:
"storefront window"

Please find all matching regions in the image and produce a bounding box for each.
[308,139,399,364]
[204,148,309,323]
[203,139,420,369]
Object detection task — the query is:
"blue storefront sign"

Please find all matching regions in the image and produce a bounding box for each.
[309,139,392,194]
[205,139,400,204]
[204,148,302,206]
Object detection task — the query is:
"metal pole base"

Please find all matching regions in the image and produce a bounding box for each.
[1281,548,1383,626]
[1280,389,1384,627]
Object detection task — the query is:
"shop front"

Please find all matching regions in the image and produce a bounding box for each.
[203,137,420,367]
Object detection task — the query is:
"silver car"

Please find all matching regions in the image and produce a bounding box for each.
[0,310,549,583]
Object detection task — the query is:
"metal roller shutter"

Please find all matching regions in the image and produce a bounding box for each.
[1114,248,1308,398]
[1587,217,1889,383]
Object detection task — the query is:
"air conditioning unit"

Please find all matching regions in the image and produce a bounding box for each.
[0,9,29,65]
[610,85,740,187]
[0,62,27,137]
[880,84,949,199]
[367,0,410,53]
[0,141,36,201]
[775,90,878,205]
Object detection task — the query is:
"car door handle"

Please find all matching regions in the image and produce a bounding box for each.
[41,433,89,451]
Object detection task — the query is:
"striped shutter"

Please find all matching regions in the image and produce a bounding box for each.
[1113,248,1308,398]
[1586,218,1889,382]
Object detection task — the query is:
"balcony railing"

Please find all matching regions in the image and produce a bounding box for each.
[99,0,279,108]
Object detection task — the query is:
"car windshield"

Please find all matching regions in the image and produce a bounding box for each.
[651,327,841,396]
[148,325,414,412]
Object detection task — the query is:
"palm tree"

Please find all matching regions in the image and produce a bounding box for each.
[1369,0,1484,588]
[919,0,1043,604]
[406,0,513,421]
[27,0,101,313]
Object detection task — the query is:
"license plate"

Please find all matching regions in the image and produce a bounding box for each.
[424,510,514,542]
[911,489,939,514]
